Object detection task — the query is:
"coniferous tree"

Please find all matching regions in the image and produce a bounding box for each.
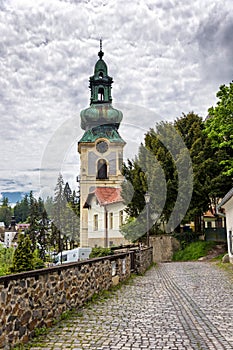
[66,189,80,248]
[37,208,49,260]
[52,174,66,252]
[14,194,30,223]
[64,182,72,202]
[51,175,80,250]
[44,196,53,218]
[27,191,39,250]
[0,197,12,227]
[11,233,34,273]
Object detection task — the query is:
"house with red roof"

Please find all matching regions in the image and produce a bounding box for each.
[83,187,128,247]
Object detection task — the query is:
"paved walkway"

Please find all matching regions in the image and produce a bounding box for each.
[28,262,233,350]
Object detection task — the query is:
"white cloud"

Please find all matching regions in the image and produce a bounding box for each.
[0,0,233,198]
[196,4,233,84]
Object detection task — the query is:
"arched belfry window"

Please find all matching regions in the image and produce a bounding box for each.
[99,72,103,79]
[97,159,107,179]
[98,87,104,101]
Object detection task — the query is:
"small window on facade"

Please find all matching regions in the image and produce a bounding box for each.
[109,212,113,229]
[99,72,103,79]
[119,210,124,226]
[97,159,107,179]
[94,214,98,231]
[62,254,67,262]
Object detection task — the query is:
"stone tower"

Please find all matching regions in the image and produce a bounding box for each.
[78,42,126,247]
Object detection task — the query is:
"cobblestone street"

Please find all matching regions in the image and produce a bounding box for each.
[28,262,233,350]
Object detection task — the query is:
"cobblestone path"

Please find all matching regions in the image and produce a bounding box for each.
[29,262,233,350]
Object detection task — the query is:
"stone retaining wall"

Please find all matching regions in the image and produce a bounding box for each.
[134,247,153,275]
[150,235,180,262]
[0,253,132,349]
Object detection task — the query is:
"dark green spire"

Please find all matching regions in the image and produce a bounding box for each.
[80,41,123,132]
[90,40,113,104]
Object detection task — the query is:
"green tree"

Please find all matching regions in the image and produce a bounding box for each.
[27,191,39,250]
[51,176,80,250]
[121,121,183,239]
[65,190,80,248]
[174,113,209,230]
[205,82,233,176]
[11,233,34,273]
[52,173,65,252]
[44,196,53,218]
[121,112,231,236]
[121,158,147,218]
[37,208,49,260]
[175,112,232,228]
[64,182,72,202]
[0,197,12,227]
[24,192,50,259]
[0,246,14,276]
[14,194,30,223]
[144,123,179,227]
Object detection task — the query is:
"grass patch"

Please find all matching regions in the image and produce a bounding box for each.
[216,261,233,272]
[211,253,226,261]
[173,241,216,261]
[34,326,48,337]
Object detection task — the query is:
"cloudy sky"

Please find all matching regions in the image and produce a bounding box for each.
[1,0,233,204]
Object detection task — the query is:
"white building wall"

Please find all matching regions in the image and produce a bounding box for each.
[87,197,128,247]
[4,232,17,248]
[223,196,233,263]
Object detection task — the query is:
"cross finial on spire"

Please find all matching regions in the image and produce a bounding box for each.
[98,38,104,59]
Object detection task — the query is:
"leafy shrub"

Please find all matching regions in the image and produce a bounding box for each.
[89,247,113,258]
[0,246,14,276]
[33,249,45,269]
[173,231,200,249]
[173,241,216,261]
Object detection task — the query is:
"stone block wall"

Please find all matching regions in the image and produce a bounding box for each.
[150,235,180,262]
[0,253,131,349]
[134,247,153,275]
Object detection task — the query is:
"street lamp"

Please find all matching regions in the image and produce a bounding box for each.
[144,192,150,247]
[104,205,108,248]
[60,233,64,264]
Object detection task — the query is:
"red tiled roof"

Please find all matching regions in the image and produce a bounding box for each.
[84,187,123,208]
[204,210,215,218]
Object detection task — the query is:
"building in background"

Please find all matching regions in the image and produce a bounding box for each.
[218,188,233,264]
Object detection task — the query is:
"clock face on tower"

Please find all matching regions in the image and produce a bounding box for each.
[96,140,109,154]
